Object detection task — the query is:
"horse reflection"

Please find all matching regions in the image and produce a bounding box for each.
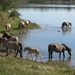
[61,27,71,33]
[19,30,30,38]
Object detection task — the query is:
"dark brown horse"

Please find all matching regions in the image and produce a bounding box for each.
[61,22,72,28]
[48,43,71,59]
[0,38,22,58]
[2,32,18,42]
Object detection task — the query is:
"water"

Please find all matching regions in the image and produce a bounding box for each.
[15,4,75,68]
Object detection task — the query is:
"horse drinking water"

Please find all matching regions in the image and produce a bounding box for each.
[48,43,71,59]
[24,47,42,61]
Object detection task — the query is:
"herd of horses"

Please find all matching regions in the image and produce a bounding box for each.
[0,21,72,61]
[5,20,30,31]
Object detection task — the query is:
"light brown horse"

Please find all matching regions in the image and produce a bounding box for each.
[61,22,72,28]
[5,24,12,31]
[2,32,18,42]
[0,38,22,58]
[48,43,71,59]
[24,47,42,61]
[0,34,3,38]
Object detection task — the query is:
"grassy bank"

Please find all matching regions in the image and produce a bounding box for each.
[0,11,40,33]
[0,52,74,75]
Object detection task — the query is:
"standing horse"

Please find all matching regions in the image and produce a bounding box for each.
[24,47,42,61]
[5,24,12,31]
[61,22,72,28]
[0,38,22,58]
[48,43,71,59]
[2,32,18,42]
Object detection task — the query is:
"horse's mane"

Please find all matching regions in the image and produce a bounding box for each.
[62,43,71,51]
[3,32,12,38]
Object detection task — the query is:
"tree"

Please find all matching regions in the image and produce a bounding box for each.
[0,0,16,10]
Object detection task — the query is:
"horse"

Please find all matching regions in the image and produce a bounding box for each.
[48,43,71,59]
[61,22,72,28]
[2,32,18,42]
[24,47,42,61]
[5,24,12,31]
[19,21,25,28]
[24,20,30,25]
[19,20,30,29]
[0,34,3,38]
[0,38,22,58]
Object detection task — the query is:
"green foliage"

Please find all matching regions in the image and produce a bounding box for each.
[9,10,20,17]
[0,0,16,10]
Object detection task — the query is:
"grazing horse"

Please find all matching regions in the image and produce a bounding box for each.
[61,22,72,28]
[48,43,71,59]
[0,34,3,38]
[2,32,18,42]
[5,24,12,31]
[0,38,22,58]
[19,21,25,28]
[24,47,42,61]
[24,20,30,25]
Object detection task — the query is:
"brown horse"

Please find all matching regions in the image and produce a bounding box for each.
[24,47,42,61]
[5,24,12,31]
[2,32,18,42]
[61,22,72,28]
[48,43,71,59]
[0,38,22,58]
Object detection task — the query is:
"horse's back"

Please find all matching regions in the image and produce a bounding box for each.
[49,43,66,52]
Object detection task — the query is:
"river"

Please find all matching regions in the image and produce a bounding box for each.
[14,4,75,68]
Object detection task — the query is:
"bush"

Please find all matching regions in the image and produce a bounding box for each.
[9,9,20,17]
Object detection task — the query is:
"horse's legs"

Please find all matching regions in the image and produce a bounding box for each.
[39,54,42,62]
[15,50,18,57]
[63,51,65,59]
[19,51,22,58]
[59,52,61,59]
[26,53,29,59]
[35,54,38,61]
[30,54,33,60]
[6,47,9,56]
[51,51,53,59]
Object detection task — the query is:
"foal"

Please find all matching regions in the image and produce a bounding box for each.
[24,47,42,61]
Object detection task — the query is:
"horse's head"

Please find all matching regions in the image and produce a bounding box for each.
[24,47,27,52]
[69,22,72,26]
[62,43,71,56]
[2,32,12,39]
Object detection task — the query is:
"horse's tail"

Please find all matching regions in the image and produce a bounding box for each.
[18,43,23,51]
[48,44,51,59]
[18,42,23,58]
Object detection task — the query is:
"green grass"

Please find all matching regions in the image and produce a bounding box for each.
[0,52,74,75]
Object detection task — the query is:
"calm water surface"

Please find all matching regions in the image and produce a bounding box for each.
[15,4,75,68]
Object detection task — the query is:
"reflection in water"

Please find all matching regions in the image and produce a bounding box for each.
[19,30,30,39]
[18,4,75,11]
[61,27,71,34]
[48,56,71,62]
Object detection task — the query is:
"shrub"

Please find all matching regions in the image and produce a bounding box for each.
[9,9,20,17]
